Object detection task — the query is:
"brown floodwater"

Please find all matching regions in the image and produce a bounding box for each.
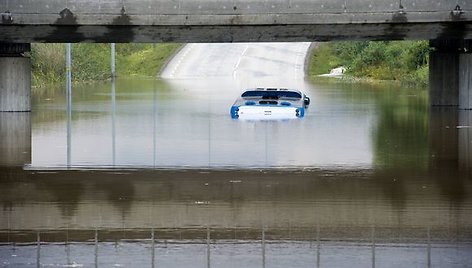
[1,77,471,267]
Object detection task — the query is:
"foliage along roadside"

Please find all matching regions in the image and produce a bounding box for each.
[30,43,181,89]
[307,41,430,88]
[31,41,430,89]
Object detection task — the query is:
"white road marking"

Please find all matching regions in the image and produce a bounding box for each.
[232,44,249,78]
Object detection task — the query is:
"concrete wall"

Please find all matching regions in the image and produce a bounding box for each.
[0,57,31,112]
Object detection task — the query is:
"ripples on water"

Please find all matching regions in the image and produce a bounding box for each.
[1,78,471,267]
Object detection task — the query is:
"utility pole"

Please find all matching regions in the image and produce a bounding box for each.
[111,43,116,79]
[66,43,72,167]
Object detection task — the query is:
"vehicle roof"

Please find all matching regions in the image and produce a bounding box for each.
[244,87,302,94]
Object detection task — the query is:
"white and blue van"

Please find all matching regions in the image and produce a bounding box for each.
[230,88,310,120]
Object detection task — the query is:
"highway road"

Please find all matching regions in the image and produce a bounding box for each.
[161,42,311,88]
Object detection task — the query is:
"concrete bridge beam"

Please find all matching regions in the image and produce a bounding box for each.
[429,40,472,109]
[1,0,472,43]
[0,43,31,112]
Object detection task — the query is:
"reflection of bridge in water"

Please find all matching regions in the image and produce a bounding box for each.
[1,168,471,267]
[1,169,470,229]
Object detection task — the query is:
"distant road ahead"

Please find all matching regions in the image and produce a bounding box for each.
[161,43,311,85]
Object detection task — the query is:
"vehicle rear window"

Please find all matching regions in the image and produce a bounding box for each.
[241,90,301,99]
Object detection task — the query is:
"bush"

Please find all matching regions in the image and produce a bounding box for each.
[309,41,430,87]
[30,44,66,87]
[71,43,111,81]
[307,44,342,75]
[116,43,180,77]
[31,43,181,88]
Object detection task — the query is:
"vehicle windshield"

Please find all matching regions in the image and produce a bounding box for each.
[241,90,302,99]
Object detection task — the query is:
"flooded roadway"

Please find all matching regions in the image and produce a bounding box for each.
[1,43,472,267]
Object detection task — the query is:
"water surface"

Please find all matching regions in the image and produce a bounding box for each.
[1,43,472,267]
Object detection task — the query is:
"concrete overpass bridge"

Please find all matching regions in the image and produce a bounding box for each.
[1,0,471,42]
[0,0,472,111]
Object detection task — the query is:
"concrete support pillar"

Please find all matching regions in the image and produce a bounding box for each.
[459,54,472,109]
[459,111,472,177]
[429,107,472,178]
[0,113,31,166]
[429,40,472,109]
[0,43,31,112]
[429,107,458,169]
[429,51,459,106]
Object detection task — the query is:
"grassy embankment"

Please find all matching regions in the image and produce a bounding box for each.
[30,43,181,88]
[307,41,430,87]
[32,42,430,88]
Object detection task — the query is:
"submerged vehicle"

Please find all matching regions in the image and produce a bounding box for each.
[230,88,310,120]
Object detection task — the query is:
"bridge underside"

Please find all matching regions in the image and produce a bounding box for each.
[1,23,472,43]
[1,0,472,43]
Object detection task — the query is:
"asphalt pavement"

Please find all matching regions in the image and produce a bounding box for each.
[161,42,311,89]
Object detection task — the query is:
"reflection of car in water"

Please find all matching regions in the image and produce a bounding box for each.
[230,88,310,120]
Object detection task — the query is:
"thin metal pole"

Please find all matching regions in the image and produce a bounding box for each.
[316,225,320,268]
[153,79,157,167]
[207,227,211,268]
[111,78,116,165]
[262,226,266,268]
[95,229,98,268]
[110,43,116,166]
[265,122,268,166]
[151,229,155,268]
[371,226,376,268]
[111,43,116,78]
[66,43,72,167]
[66,230,71,266]
[36,232,40,268]
[427,227,431,268]
[207,91,211,168]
